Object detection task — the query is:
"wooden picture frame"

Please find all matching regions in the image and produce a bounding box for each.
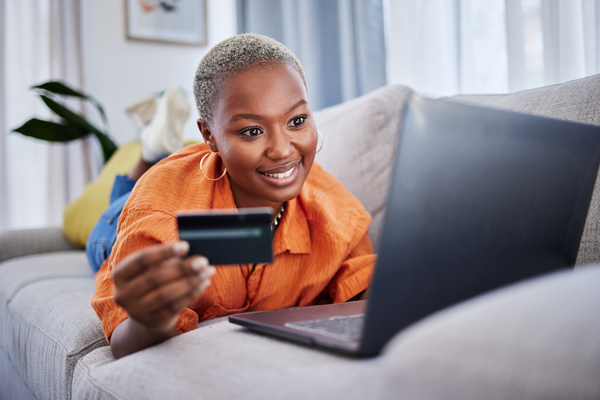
[125,0,207,46]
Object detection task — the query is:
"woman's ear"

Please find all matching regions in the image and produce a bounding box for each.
[197,118,218,152]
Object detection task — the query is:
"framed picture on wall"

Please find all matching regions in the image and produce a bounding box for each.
[125,0,207,46]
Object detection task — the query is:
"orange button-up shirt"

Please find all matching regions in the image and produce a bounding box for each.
[92,143,375,341]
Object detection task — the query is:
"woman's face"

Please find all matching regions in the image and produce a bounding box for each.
[198,62,317,210]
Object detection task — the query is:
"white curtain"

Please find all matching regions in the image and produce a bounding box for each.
[0,0,94,232]
[385,0,600,97]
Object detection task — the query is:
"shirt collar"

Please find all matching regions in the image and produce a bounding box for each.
[273,197,311,255]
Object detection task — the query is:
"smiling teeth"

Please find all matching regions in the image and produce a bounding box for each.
[264,167,294,179]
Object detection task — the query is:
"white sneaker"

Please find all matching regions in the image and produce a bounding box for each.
[124,96,158,131]
[141,87,191,163]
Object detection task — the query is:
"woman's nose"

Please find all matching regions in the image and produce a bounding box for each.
[266,129,294,159]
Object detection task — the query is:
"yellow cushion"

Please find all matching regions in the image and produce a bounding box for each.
[62,142,142,247]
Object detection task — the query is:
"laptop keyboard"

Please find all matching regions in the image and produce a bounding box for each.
[285,314,365,341]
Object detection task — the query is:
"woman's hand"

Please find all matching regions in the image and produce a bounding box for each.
[110,241,214,358]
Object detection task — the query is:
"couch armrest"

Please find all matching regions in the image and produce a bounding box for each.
[0,227,82,264]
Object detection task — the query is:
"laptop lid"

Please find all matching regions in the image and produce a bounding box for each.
[358,95,600,355]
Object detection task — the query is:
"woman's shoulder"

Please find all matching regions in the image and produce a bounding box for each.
[126,143,212,213]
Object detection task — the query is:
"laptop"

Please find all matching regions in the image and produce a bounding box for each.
[229,95,600,356]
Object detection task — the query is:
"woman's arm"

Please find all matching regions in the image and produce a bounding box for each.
[110,317,178,359]
[109,241,214,359]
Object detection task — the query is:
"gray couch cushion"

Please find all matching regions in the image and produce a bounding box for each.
[1,252,107,400]
[377,266,600,400]
[450,74,600,265]
[0,251,92,302]
[73,317,382,400]
[314,84,414,250]
[0,251,95,351]
[0,252,93,348]
[0,226,81,264]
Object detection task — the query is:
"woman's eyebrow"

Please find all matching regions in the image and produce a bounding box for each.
[228,99,308,125]
[229,113,261,124]
[288,99,307,113]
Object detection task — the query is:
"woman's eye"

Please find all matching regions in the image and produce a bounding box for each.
[289,116,306,128]
[241,127,262,137]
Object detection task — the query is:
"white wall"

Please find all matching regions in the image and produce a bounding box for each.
[81,0,237,148]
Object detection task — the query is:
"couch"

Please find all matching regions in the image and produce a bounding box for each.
[2,74,600,400]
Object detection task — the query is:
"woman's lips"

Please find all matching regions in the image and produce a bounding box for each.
[258,162,300,186]
[261,167,295,179]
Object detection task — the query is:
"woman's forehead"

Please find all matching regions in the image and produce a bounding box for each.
[212,63,309,124]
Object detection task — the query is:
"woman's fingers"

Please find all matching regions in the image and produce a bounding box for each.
[113,241,190,283]
[146,274,211,316]
[138,264,214,314]
[125,264,215,329]
[124,254,210,299]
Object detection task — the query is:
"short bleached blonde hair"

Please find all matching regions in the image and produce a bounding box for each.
[193,33,307,124]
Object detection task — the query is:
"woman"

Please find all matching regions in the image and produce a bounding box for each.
[92,33,375,359]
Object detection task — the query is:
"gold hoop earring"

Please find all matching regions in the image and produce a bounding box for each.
[316,130,324,154]
[200,153,227,181]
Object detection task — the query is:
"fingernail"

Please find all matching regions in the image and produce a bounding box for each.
[191,257,209,271]
[196,280,211,294]
[173,241,189,255]
[199,266,216,279]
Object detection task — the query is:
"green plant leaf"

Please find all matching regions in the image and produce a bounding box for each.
[32,81,109,133]
[39,94,105,136]
[38,94,118,162]
[92,131,118,162]
[32,81,89,99]
[12,118,90,142]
